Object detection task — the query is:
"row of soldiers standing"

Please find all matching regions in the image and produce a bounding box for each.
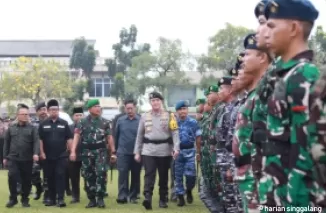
[196,0,326,212]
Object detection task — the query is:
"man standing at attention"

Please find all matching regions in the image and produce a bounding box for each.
[67,106,84,204]
[134,91,180,210]
[70,99,116,209]
[3,104,39,208]
[115,99,141,204]
[39,99,73,207]
[174,100,201,207]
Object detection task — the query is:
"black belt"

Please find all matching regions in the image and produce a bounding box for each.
[180,143,194,150]
[216,140,226,149]
[261,140,290,156]
[252,128,267,144]
[143,137,173,145]
[81,143,106,150]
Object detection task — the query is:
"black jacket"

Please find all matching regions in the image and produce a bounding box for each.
[4,122,39,161]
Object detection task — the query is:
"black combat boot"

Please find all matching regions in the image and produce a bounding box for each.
[86,199,97,208]
[170,192,177,202]
[186,189,193,204]
[33,184,43,200]
[177,195,185,207]
[142,195,152,210]
[6,199,18,208]
[56,200,66,207]
[97,198,105,208]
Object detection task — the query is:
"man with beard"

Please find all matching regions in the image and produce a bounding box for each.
[134,91,180,210]
[232,33,271,213]
[263,0,325,209]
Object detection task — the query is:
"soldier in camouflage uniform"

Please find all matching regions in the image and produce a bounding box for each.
[198,86,223,213]
[174,100,201,207]
[232,33,271,213]
[70,99,116,208]
[215,76,241,212]
[263,0,324,210]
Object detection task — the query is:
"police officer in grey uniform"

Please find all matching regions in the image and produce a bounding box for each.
[134,91,180,210]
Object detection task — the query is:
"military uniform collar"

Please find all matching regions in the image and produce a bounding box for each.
[277,50,313,72]
[87,114,101,121]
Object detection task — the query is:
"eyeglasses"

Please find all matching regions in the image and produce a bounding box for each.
[18,114,29,116]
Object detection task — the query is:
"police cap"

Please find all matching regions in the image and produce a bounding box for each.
[254,0,269,18]
[149,91,163,100]
[264,0,319,22]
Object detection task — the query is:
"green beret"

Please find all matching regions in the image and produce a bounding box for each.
[86,99,100,109]
[204,89,209,96]
[196,99,206,105]
[264,0,318,22]
[208,85,219,93]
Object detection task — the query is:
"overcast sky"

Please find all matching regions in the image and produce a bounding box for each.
[1,0,325,57]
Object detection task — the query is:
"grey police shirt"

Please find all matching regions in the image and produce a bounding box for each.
[134,111,180,157]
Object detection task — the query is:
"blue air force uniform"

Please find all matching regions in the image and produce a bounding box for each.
[174,101,201,205]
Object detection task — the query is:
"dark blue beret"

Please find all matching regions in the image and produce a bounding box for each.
[254,0,269,18]
[264,0,319,22]
[218,77,233,86]
[229,52,245,77]
[175,100,189,111]
[244,33,258,50]
[35,102,46,111]
[149,91,163,100]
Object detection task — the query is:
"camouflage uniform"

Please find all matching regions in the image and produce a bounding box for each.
[233,90,257,213]
[264,50,323,210]
[174,115,200,197]
[308,72,326,209]
[75,115,110,200]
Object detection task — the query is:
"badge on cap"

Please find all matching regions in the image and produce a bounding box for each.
[270,1,278,13]
[210,86,213,91]
[238,56,242,61]
[248,38,254,45]
[150,93,153,98]
[220,79,224,84]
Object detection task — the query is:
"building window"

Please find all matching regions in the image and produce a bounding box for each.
[89,78,114,97]
[167,86,196,107]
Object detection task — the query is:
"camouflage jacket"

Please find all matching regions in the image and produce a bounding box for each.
[233,90,256,167]
[75,115,111,157]
[267,51,321,205]
[227,98,246,149]
[216,102,233,148]
[209,102,225,145]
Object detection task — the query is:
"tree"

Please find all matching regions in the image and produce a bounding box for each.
[199,74,220,89]
[197,23,254,72]
[125,37,190,97]
[62,79,88,115]
[0,57,73,105]
[70,37,97,91]
[105,25,151,102]
[309,25,326,68]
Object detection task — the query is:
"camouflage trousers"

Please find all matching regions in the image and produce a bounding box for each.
[174,148,196,195]
[81,152,108,199]
[235,167,256,213]
[215,148,243,213]
[198,176,224,213]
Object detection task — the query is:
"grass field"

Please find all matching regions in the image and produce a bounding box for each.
[0,170,208,213]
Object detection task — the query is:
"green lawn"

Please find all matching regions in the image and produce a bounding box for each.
[0,170,207,213]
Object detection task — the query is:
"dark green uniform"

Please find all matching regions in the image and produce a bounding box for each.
[75,115,110,200]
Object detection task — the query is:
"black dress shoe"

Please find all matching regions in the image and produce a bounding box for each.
[97,199,105,208]
[186,190,193,204]
[6,200,18,208]
[142,199,152,210]
[21,200,31,208]
[86,199,97,208]
[159,200,168,208]
[44,200,56,206]
[56,200,66,207]
[70,197,80,204]
[34,189,43,200]
[116,198,127,204]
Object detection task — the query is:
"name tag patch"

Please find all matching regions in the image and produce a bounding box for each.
[43,125,51,129]
[57,125,65,128]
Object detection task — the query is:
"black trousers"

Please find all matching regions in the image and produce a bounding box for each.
[40,160,49,201]
[142,155,171,200]
[117,154,141,200]
[7,160,33,201]
[65,164,71,192]
[44,158,67,201]
[0,138,4,169]
[68,161,82,199]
